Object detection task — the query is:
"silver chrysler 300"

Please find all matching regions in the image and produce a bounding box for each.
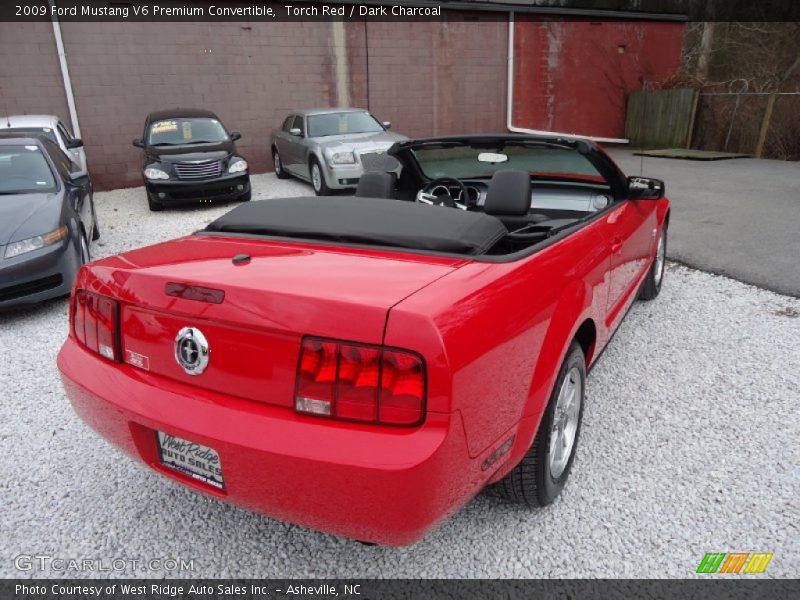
[270,108,407,194]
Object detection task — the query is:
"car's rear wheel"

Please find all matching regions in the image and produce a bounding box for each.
[493,342,586,507]
[638,225,667,301]
[147,192,164,212]
[273,147,290,179]
[310,158,329,196]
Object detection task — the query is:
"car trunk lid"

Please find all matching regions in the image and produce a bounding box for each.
[90,235,464,409]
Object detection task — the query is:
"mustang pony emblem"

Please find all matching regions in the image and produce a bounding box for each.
[174,327,210,375]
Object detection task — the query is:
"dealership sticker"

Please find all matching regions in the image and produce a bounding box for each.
[151,120,177,134]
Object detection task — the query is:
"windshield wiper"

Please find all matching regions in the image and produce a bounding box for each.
[150,142,181,146]
[183,140,220,145]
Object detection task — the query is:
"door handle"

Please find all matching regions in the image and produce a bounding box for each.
[611,237,623,254]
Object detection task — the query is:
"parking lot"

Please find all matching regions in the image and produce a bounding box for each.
[1,173,799,578]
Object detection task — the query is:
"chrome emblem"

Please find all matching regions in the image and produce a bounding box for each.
[174,327,210,375]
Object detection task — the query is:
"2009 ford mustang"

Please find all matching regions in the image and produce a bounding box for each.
[58,134,669,545]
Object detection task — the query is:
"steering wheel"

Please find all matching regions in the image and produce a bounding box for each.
[417,177,469,209]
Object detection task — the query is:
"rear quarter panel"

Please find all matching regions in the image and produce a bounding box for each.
[385,215,616,462]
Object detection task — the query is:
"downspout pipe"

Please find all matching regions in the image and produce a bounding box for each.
[49,0,81,137]
[506,12,629,144]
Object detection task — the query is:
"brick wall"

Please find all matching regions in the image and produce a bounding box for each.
[512,19,685,139]
[1,15,683,190]
[57,21,338,189]
[361,14,508,137]
[1,15,508,190]
[0,22,70,121]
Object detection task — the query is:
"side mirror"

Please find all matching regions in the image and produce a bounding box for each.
[66,138,84,149]
[289,128,302,137]
[627,176,665,200]
[382,121,391,130]
[230,131,242,141]
[132,139,145,148]
[69,170,90,185]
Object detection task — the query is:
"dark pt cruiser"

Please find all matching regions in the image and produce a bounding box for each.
[133,108,251,211]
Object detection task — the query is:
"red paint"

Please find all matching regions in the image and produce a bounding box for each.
[513,19,685,138]
[58,194,670,545]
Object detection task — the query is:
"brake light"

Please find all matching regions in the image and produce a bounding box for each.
[295,337,425,426]
[72,290,120,361]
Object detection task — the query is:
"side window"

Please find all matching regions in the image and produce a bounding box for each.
[292,116,305,136]
[47,141,77,176]
[281,116,294,132]
[57,121,74,143]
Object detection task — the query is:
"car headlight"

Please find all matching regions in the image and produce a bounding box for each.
[144,167,169,180]
[329,152,356,165]
[228,159,248,173]
[4,226,68,259]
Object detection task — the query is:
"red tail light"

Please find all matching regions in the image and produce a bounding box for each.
[295,337,425,426]
[72,290,120,362]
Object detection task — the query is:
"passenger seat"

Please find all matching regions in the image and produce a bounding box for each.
[483,170,547,230]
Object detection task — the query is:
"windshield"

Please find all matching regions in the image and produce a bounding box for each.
[307,112,384,138]
[0,145,57,194]
[3,127,58,144]
[413,144,605,182]
[147,118,228,146]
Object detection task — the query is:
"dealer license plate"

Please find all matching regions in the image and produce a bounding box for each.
[156,431,225,489]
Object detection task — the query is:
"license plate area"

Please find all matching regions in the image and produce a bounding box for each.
[156,431,225,490]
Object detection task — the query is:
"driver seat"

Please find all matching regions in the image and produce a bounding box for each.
[355,171,396,199]
[483,170,547,230]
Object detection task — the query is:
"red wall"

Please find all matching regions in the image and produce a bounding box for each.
[513,19,685,139]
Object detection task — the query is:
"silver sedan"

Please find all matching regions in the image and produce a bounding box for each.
[270,108,407,195]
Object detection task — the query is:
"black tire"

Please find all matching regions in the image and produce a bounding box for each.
[638,225,667,301]
[238,189,252,202]
[273,147,290,179]
[493,342,586,507]
[79,231,91,265]
[147,192,164,212]
[90,196,100,240]
[309,158,330,196]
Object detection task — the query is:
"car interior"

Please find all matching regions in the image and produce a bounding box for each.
[345,168,613,255]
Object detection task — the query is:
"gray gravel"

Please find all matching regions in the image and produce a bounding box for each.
[1,174,798,579]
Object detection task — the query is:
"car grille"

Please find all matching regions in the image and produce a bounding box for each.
[174,160,222,180]
[359,152,399,173]
[0,274,63,302]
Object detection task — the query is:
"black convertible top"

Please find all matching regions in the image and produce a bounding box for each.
[204,196,508,255]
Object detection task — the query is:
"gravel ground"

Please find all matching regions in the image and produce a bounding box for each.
[1,174,798,579]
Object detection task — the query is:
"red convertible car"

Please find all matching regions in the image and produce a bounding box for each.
[58,135,669,545]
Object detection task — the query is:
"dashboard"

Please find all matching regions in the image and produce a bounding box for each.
[424,180,614,214]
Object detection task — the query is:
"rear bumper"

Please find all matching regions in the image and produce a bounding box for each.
[145,173,250,205]
[57,338,480,545]
[0,239,78,309]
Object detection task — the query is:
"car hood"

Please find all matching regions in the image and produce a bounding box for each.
[0,192,62,246]
[313,131,407,153]
[145,140,235,162]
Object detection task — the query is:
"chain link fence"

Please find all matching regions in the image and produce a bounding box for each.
[692,91,800,160]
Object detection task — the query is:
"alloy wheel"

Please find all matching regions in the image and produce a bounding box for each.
[549,366,582,479]
[311,164,322,193]
[654,231,666,287]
